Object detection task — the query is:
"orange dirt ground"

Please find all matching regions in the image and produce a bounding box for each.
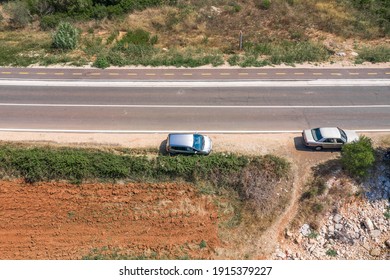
[0,180,219,260]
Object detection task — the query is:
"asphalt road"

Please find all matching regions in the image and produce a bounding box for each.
[0,81,389,132]
[0,67,389,80]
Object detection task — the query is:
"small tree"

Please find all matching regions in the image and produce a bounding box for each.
[52,22,79,50]
[341,136,375,179]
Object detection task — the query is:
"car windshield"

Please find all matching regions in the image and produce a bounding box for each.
[338,128,347,142]
[311,128,322,141]
[193,134,204,150]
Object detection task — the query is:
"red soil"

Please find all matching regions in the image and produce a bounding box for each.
[0,180,219,260]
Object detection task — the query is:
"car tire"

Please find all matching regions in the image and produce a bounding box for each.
[315,146,323,151]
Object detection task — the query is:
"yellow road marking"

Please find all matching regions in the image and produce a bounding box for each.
[201,73,211,76]
[386,72,390,75]
[164,73,175,76]
[276,72,286,75]
[294,73,305,75]
[109,73,119,76]
[238,73,249,75]
[89,73,101,76]
[127,73,138,76]
[1,72,11,74]
[54,73,64,75]
[331,73,342,76]
[19,72,29,75]
[146,73,156,76]
[36,72,47,75]
[257,73,267,75]
[220,73,231,76]
[367,72,377,75]
[182,73,193,76]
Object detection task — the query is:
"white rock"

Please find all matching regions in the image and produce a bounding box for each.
[350,51,359,57]
[335,223,343,230]
[333,214,343,223]
[300,224,311,236]
[363,218,374,231]
[370,229,381,239]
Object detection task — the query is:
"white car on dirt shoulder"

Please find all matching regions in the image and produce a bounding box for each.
[302,127,359,151]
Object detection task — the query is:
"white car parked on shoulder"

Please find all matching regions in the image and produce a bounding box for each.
[302,127,359,151]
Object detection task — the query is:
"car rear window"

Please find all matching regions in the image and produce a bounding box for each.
[193,134,204,150]
[311,128,322,141]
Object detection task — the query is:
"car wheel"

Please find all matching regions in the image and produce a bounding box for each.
[315,146,322,151]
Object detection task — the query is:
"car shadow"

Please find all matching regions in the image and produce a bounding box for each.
[293,136,341,153]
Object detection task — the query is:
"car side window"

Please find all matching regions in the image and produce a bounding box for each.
[336,139,344,143]
[323,138,333,143]
[172,146,186,151]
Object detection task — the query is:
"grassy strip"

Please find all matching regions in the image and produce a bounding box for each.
[0,145,289,186]
[356,45,390,63]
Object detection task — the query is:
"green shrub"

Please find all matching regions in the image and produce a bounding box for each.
[93,55,110,68]
[341,136,375,179]
[257,0,271,10]
[326,249,337,257]
[52,22,80,50]
[40,14,65,30]
[117,29,153,47]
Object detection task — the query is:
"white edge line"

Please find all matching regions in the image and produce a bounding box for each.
[1,129,390,134]
[0,79,389,87]
[0,103,390,108]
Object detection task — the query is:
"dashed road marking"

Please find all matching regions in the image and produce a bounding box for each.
[127,73,138,76]
[368,73,378,75]
[220,73,231,76]
[201,73,211,76]
[36,72,47,75]
[72,73,83,76]
[331,73,342,76]
[146,73,156,76]
[257,73,267,75]
[164,73,175,76]
[238,73,249,76]
[89,73,101,76]
[182,73,193,76]
[19,72,29,75]
[294,73,305,75]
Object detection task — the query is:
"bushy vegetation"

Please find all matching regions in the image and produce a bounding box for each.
[0,0,388,66]
[0,144,289,188]
[356,45,390,63]
[51,22,80,50]
[341,136,375,179]
[228,41,330,66]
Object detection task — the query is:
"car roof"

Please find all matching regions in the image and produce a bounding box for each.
[168,134,194,147]
[318,127,341,139]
